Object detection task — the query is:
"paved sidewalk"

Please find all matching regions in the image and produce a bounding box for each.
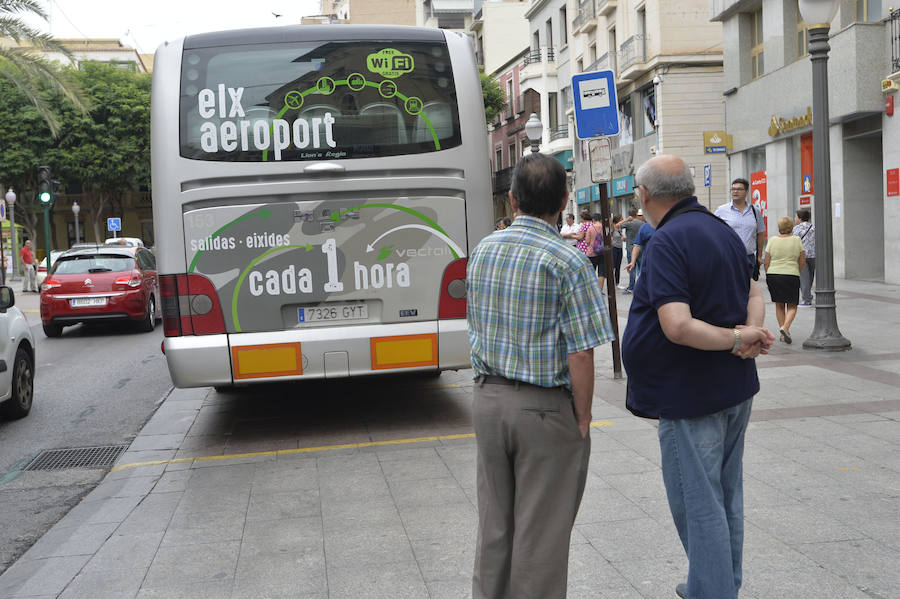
[1,278,898,598]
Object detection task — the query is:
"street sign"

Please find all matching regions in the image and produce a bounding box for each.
[572,70,619,139]
[704,164,711,188]
[589,138,612,183]
[0,201,5,221]
[107,217,122,232]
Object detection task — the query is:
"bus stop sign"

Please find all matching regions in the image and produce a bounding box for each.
[572,70,620,139]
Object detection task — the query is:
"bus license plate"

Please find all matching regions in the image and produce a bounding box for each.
[71,297,107,307]
[299,304,368,323]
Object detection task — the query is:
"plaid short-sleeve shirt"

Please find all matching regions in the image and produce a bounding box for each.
[467,215,614,388]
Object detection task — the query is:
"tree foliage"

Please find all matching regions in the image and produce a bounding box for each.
[0,0,88,135]
[49,62,151,242]
[0,61,150,244]
[481,73,507,124]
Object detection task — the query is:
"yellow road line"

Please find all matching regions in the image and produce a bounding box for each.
[110,420,615,473]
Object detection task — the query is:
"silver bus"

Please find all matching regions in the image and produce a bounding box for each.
[151,25,492,387]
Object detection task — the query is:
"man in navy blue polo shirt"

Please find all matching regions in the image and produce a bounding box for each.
[622,155,774,599]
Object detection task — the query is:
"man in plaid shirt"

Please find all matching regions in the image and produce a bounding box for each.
[467,153,614,598]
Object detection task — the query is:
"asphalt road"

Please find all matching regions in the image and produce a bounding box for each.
[0,296,172,575]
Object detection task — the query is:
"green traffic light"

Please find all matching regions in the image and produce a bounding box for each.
[40,192,51,203]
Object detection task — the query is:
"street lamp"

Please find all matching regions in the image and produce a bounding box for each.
[72,201,81,245]
[5,188,16,282]
[798,0,851,351]
[525,113,542,153]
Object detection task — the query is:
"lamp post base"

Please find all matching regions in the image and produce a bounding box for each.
[802,333,851,351]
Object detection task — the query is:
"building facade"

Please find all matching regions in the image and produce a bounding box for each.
[711,0,900,283]
[569,0,728,218]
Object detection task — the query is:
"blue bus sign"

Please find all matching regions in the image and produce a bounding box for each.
[107,217,122,232]
[704,164,712,187]
[572,70,619,139]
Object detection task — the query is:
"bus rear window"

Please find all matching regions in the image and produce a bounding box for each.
[179,40,462,162]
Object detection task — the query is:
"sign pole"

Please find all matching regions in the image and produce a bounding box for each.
[597,151,623,379]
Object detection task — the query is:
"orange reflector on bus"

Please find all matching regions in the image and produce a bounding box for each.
[370,334,438,370]
[232,343,303,379]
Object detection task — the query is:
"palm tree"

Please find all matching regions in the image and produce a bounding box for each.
[0,0,87,136]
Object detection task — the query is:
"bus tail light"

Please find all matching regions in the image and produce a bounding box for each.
[438,258,467,319]
[160,273,226,337]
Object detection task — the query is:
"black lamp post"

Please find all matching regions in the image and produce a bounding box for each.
[798,0,851,351]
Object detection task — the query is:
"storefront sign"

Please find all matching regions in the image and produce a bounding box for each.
[576,187,590,205]
[703,130,732,154]
[612,175,634,197]
[768,107,812,137]
[591,184,601,203]
[799,195,812,207]
[750,171,768,239]
[888,168,899,197]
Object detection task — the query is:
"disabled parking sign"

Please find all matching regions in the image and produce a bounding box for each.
[107,217,121,232]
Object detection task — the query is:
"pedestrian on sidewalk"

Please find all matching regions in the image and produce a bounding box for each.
[714,178,766,281]
[620,207,644,292]
[611,214,624,286]
[19,240,38,292]
[467,152,614,599]
[584,212,607,291]
[624,216,654,282]
[560,212,580,247]
[764,216,806,344]
[622,155,774,599]
[792,209,816,306]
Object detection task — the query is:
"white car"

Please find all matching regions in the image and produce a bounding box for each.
[0,286,35,419]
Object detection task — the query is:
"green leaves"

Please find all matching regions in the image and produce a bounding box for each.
[480,73,507,124]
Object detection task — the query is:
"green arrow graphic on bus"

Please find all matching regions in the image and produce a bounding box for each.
[231,243,314,332]
[188,209,272,273]
[330,203,458,257]
[366,224,462,259]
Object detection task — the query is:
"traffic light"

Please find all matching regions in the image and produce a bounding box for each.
[37,166,52,205]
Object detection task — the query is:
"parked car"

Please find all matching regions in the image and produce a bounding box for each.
[104,237,144,247]
[36,249,67,287]
[0,286,36,419]
[39,246,160,337]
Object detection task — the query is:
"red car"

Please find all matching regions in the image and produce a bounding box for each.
[40,245,160,337]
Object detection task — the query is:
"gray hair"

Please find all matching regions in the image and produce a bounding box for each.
[635,160,695,201]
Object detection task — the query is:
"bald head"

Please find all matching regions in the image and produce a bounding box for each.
[635,154,695,203]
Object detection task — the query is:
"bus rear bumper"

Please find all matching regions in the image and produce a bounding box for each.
[163,320,471,388]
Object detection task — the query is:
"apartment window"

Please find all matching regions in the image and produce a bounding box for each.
[608,27,618,74]
[546,18,554,49]
[640,86,656,137]
[577,58,583,74]
[548,92,558,129]
[506,79,514,115]
[619,96,633,145]
[533,30,540,51]
[589,44,596,64]
[509,143,517,167]
[856,0,882,22]
[560,7,568,46]
[796,1,808,59]
[750,8,764,80]
[495,147,502,171]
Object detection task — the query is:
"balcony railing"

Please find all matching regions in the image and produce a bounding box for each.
[619,35,645,71]
[493,166,514,194]
[573,0,596,31]
[524,47,556,66]
[549,125,569,141]
[587,52,610,73]
[892,8,900,73]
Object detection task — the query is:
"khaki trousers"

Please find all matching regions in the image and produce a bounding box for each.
[472,379,591,599]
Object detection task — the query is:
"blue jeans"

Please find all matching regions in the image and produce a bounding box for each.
[659,397,753,599]
[626,247,636,290]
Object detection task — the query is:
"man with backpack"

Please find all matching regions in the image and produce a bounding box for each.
[714,178,766,281]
